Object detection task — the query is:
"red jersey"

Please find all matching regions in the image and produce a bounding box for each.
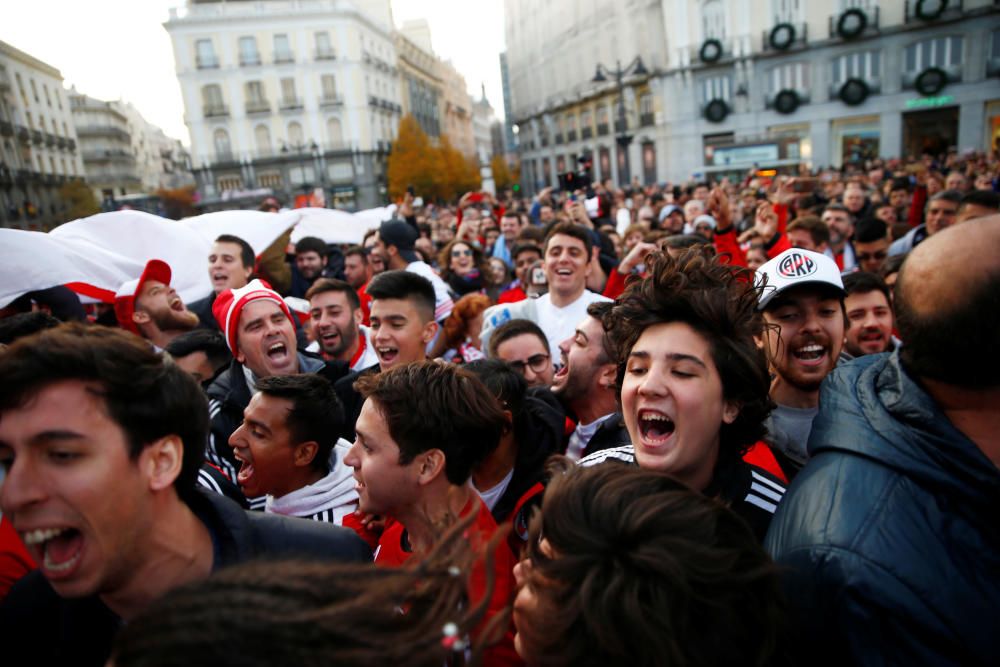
[375,495,523,666]
[0,514,34,601]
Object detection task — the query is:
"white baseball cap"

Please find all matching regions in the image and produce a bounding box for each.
[755,248,845,310]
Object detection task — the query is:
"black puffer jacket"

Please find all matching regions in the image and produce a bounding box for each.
[765,351,1000,666]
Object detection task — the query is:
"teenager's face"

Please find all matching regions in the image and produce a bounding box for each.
[621,322,737,490]
[369,298,436,371]
[208,241,252,294]
[0,381,160,599]
[495,333,555,388]
[343,399,421,516]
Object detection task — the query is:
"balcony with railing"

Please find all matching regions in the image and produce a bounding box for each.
[245,99,271,114]
[203,104,230,118]
[639,112,654,127]
[581,126,593,139]
[74,125,132,144]
[567,129,577,142]
[315,48,336,61]
[239,53,262,67]
[554,133,564,145]
[597,122,609,136]
[320,93,344,108]
[279,97,303,111]
[273,50,295,64]
[196,55,219,69]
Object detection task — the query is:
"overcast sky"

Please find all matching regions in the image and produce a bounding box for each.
[1,0,506,146]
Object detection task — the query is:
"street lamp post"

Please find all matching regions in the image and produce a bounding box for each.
[281,139,319,195]
[592,57,649,186]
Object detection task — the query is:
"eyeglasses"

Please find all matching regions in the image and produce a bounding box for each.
[451,249,474,258]
[857,251,887,262]
[507,353,550,374]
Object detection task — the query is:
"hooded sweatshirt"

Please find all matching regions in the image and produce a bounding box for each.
[265,440,359,524]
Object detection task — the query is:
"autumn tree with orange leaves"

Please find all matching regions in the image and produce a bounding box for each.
[387,114,480,202]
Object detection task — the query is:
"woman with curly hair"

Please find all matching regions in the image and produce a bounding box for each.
[438,240,495,298]
[579,248,787,541]
[431,293,492,363]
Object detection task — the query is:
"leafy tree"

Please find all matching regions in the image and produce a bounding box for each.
[437,135,480,201]
[156,185,198,220]
[58,179,99,221]
[491,155,512,190]
[387,114,440,200]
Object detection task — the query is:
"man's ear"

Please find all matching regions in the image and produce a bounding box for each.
[422,320,439,345]
[235,346,247,364]
[141,435,184,492]
[353,307,364,327]
[293,441,320,468]
[132,310,151,326]
[416,449,446,486]
[598,362,618,391]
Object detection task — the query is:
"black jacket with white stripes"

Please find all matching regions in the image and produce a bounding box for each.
[578,444,786,542]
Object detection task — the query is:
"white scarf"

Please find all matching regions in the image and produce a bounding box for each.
[265,440,359,524]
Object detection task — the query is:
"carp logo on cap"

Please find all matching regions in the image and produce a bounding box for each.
[777,251,817,279]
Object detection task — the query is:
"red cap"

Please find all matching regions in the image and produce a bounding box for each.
[114,259,172,334]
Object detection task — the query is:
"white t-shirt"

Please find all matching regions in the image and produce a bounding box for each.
[535,290,612,360]
[405,260,454,321]
[475,467,515,511]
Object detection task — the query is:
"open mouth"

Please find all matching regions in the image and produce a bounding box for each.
[376,346,398,365]
[234,449,255,486]
[353,474,366,493]
[266,341,290,362]
[21,527,84,577]
[169,297,185,311]
[860,331,884,344]
[638,410,675,445]
[211,272,229,285]
[792,343,828,367]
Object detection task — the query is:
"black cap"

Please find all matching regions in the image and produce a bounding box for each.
[378,219,419,263]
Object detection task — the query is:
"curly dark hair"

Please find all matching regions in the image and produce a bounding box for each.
[603,249,773,465]
[519,460,785,667]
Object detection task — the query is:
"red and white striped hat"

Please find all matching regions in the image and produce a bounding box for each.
[212,279,293,352]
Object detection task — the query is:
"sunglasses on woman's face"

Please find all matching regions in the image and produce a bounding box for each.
[451,249,473,258]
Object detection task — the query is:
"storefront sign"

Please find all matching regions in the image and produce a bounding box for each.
[904,95,954,110]
[711,144,780,166]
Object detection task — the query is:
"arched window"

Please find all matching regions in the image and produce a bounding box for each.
[213,128,231,159]
[327,117,343,146]
[254,124,272,154]
[287,121,304,145]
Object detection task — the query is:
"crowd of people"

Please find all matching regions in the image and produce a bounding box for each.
[0,149,998,666]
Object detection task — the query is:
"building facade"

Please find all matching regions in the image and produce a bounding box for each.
[395,26,442,140]
[69,91,143,206]
[439,59,476,157]
[0,40,85,230]
[164,0,402,210]
[506,0,1000,192]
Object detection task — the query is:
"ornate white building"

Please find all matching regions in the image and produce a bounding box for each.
[164,0,402,209]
